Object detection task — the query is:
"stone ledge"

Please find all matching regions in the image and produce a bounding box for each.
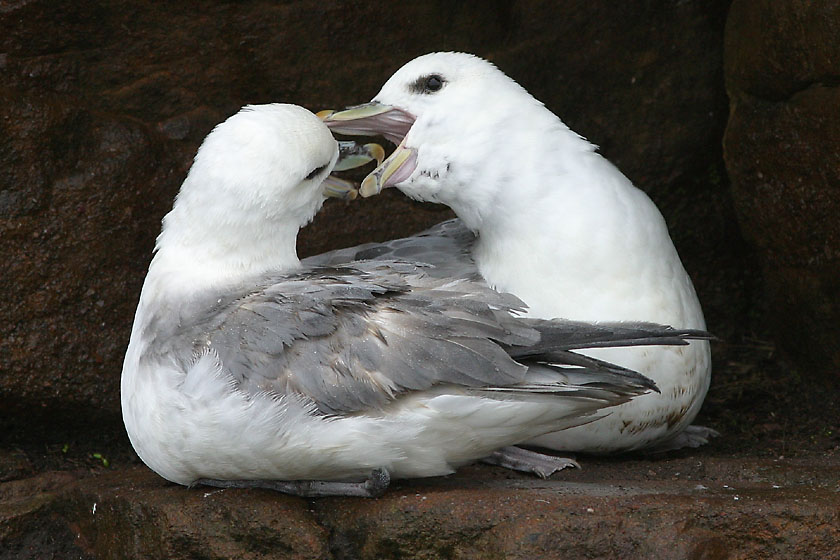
[3,454,838,559]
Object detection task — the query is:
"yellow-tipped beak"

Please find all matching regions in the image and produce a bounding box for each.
[333,142,385,172]
[322,176,358,200]
[318,102,415,145]
[359,138,418,198]
[317,103,396,123]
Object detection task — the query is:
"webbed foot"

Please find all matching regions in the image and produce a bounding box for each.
[193,467,390,498]
[482,446,579,478]
[646,425,720,453]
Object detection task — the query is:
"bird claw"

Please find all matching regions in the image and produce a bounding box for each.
[482,446,579,478]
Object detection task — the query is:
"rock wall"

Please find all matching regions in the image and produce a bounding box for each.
[2,0,742,439]
[724,0,840,378]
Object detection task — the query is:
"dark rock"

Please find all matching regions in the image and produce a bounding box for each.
[2,457,839,559]
[0,450,32,483]
[0,471,93,560]
[0,88,178,421]
[723,0,840,378]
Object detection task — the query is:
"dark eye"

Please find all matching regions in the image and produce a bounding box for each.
[425,75,443,92]
[410,74,446,94]
[305,164,328,180]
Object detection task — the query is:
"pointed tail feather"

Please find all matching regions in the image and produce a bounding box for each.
[489,320,714,401]
[508,319,713,358]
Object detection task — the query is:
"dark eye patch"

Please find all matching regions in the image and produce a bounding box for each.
[305,164,328,180]
[409,74,446,94]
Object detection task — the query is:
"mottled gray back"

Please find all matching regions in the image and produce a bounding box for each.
[143,259,544,414]
[303,219,479,280]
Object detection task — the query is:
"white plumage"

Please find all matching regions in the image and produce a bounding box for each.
[122,103,707,495]
[321,52,714,453]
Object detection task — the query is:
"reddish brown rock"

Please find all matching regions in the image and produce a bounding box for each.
[64,467,330,560]
[723,0,840,378]
[0,88,178,421]
[0,471,92,560]
[2,456,839,559]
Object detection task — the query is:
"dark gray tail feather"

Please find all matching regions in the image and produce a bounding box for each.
[530,350,661,393]
[507,320,713,358]
[479,351,658,402]
[497,320,714,397]
[476,354,654,409]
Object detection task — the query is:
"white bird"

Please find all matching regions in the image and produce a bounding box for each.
[320,52,715,454]
[121,103,710,497]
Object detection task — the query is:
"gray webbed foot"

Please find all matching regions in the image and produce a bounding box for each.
[193,467,390,498]
[482,446,579,478]
[646,425,721,453]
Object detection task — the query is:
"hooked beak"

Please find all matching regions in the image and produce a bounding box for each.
[323,141,385,200]
[359,138,418,198]
[333,141,385,172]
[317,102,415,145]
[319,102,418,197]
[322,176,358,200]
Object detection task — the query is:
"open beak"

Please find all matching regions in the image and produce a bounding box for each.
[323,141,385,200]
[359,138,418,198]
[333,141,385,172]
[317,102,415,145]
[322,176,358,200]
[319,102,418,198]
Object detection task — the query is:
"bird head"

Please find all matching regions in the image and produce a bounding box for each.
[318,52,545,221]
[153,104,381,282]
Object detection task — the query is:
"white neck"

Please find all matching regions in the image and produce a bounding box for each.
[452,132,702,327]
[143,189,307,299]
[443,120,603,236]
[151,221,301,289]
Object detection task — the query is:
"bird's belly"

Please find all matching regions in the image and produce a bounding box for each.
[527,340,711,452]
[478,255,712,452]
[121,357,419,485]
[122,355,618,484]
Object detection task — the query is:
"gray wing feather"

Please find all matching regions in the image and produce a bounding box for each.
[147,259,542,414]
[302,219,479,280]
[144,223,711,416]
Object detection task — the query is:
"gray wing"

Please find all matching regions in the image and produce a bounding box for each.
[302,219,479,280]
[144,258,709,416]
[148,259,539,414]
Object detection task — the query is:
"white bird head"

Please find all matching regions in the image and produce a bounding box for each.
[374,52,533,123]
[319,52,579,229]
[151,104,380,287]
[178,104,345,226]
